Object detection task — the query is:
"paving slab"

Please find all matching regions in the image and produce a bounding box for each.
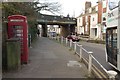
[3,37,89,78]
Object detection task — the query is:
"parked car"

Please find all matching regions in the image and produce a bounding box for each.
[67,35,80,42]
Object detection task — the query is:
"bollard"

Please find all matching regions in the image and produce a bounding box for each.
[66,38,68,46]
[70,39,72,48]
[61,36,62,43]
[74,42,76,51]
[57,36,60,42]
[88,51,93,77]
[61,36,63,44]
[107,70,117,80]
[62,36,64,44]
[79,45,82,61]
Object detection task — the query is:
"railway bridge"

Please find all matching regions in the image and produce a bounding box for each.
[36,14,77,37]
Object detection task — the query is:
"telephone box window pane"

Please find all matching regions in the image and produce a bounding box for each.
[15,26,23,29]
[12,26,23,38]
[16,34,23,37]
[16,30,23,33]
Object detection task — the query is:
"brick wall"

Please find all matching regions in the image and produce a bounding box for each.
[88,15,91,35]
[98,1,102,23]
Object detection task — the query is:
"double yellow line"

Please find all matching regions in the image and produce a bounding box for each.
[82,57,109,79]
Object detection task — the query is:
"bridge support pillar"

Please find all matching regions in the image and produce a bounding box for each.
[60,25,75,37]
[60,26,70,37]
[70,25,75,34]
[42,24,47,37]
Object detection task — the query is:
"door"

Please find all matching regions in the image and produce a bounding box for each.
[12,25,24,56]
[106,27,117,67]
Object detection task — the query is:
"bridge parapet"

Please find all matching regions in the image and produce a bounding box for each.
[37,14,77,25]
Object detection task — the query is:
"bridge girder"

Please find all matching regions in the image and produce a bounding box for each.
[36,14,77,26]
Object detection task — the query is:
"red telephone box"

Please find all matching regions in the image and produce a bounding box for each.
[8,15,28,64]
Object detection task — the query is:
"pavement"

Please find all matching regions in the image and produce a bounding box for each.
[3,37,90,78]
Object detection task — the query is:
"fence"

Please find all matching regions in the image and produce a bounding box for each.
[50,36,118,79]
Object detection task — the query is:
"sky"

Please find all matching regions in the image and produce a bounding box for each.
[3,0,98,17]
[59,0,98,17]
[40,0,98,17]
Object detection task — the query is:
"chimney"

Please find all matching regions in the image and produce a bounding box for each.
[85,1,91,13]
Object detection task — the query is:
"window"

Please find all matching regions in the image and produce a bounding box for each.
[92,7,96,12]
[12,26,23,38]
[54,17,57,19]
[108,0,119,10]
[103,17,106,21]
[112,29,117,48]
[93,18,94,21]
[106,29,112,47]
[95,28,97,36]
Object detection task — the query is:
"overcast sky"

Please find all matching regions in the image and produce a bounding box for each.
[59,0,98,17]
[40,0,98,17]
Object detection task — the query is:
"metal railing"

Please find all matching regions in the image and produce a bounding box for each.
[50,36,118,79]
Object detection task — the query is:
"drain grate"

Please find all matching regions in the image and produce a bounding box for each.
[67,61,82,67]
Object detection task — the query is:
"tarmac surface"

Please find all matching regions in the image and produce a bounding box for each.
[3,37,89,78]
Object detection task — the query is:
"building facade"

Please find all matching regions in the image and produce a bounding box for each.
[90,6,99,39]
[77,0,107,40]
[77,2,91,36]
[77,15,84,35]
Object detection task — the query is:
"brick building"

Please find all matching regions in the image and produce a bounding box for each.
[77,0,107,40]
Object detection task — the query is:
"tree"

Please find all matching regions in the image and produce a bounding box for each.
[34,0,61,14]
[2,1,61,71]
[2,1,61,41]
[2,1,61,17]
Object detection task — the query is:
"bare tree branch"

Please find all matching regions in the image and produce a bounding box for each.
[34,1,61,14]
